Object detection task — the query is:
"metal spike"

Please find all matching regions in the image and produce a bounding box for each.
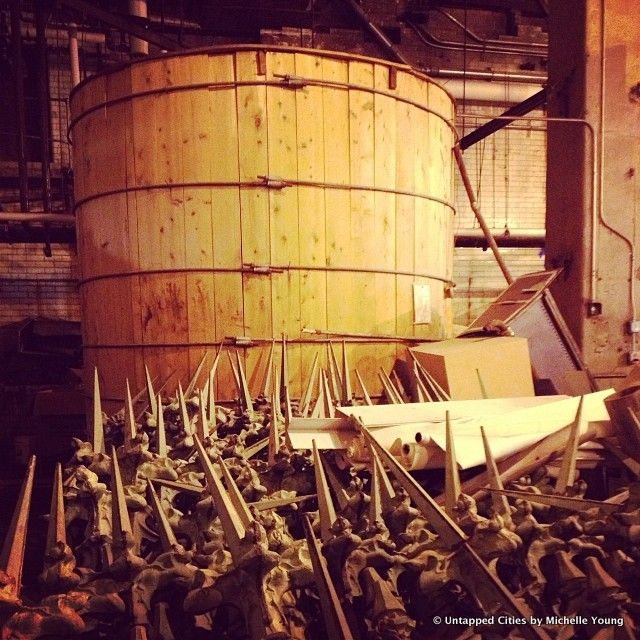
[241,437,270,460]
[556,396,584,494]
[147,482,179,552]
[413,361,432,403]
[260,341,275,397]
[217,455,254,530]
[327,342,342,401]
[312,440,337,542]
[280,335,292,422]
[358,426,552,640]
[135,371,172,423]
[185,351,209,399]
[227,349,242,400]
[207,367,217,426]
[193,435,245,559]
[197,390,210,441]
[300,352,320,418]
[250,494,317,511]
[369,454,383,526]
[151,478,204,496]
[480,426,511,526]
[93,367,105,453]
[144,365,157,421]
[206,344,223,408]
[378,369,401,404]
[599,436,640,477]
[321,369,336,418]
[391,370,407,402]
[355,369,373,406]
[369,447,396,515]
[476,368,488,399]
[236,350,254,414]
[268,403,281,467]
[110,446,133,553]
[156,394,167,457]
[310,379,326,419]
[45,463,66,555]
[485,488,620,515]
[320,453,350,511]
[302,514,355,640]
[340,341,352,405]
[0,455,36,601]
[177,382,192,435]
[125,379,137,447]
[423,368,451,402]
[444,411,461,518]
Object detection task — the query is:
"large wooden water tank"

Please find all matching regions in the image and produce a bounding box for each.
[70,46,456,407]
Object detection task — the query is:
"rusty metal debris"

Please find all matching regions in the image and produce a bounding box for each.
[2,346,640,639]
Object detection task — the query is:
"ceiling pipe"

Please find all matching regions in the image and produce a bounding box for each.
[20,23,106,45]
[407,20,547,58]
[129,0,149,56]
[434,9,547,51]
[425,68,546,84]
[0,213,75,224]
[69,23,81,88]
[437,78,544,103]
[455,228,545,248]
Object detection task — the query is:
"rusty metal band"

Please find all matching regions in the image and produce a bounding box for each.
[72,179,456,214]
[78,264,455,287]
[67,78,458,141]
[83,336,429,349]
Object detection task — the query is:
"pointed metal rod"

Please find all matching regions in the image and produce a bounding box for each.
[311,378,326,419]
[378,369,401,404]
[197,389,210,441]
[300,352,320,418]
[145,365,157,421]
[486,488,620,515]
[241,437,270,460]
[156,394,167,457]
[312,440,337,542]
[302,514,355,640]
[480,426,511,526]
[260,341,275,397]
[320,452,350,511]
[227,349,242,400]
[359,426,551,640]
[413,361,432,402]
[185,351,209,399]
[234,350,253,415]
[93,367,105,453]
[207,366,217,426]
[0,455,36,601]
[321,369,336,418]
[147,482,180,552]
[555,396,583,494]
[444,411,461,518]
[355,369,373,406]
[327,342,342,401]
[110,446,133,553]
[177,382,192,436]
[125,379,138,447]
[217,455,254,529]
[45,462,66,554]
[193,435,245,559]
[391,370,407,402]
[280,335,292,422]
[268,405,281,467]
[340,341,352,405]
[369,446,395,514]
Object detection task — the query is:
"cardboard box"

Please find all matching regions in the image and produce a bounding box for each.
[410,336,534,400]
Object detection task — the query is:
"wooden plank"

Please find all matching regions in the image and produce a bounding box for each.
[295,52,328,390]
[235,51,272,389]
[266,51,301,394]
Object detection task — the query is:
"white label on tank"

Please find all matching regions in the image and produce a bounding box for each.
[413,283,432,324]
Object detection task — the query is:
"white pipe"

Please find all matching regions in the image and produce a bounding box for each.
[437,79,544,104]
[129,0,149,56]
[68,23,80,88]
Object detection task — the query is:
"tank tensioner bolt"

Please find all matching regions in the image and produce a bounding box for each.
[258,175,290,190]
[273,73,308,89]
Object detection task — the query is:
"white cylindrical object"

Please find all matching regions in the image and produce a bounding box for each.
[68,23,80,87]
[437,78,543,104]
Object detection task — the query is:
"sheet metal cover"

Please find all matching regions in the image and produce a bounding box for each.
[461,269,560,333]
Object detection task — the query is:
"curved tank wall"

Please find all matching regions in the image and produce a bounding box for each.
[69,45,456,407]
